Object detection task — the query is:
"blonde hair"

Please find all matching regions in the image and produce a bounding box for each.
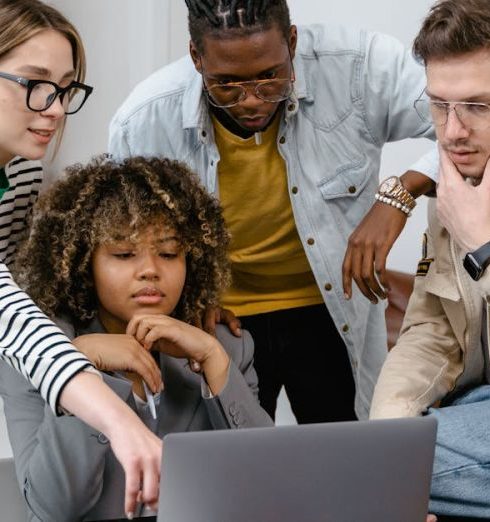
[0,0,87,149]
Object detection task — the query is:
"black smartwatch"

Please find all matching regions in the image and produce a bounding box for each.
[463,241,490,281]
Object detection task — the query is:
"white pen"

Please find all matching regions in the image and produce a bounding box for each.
[142,380,157,420]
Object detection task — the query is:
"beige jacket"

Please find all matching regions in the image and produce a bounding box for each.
[370,199,490,419]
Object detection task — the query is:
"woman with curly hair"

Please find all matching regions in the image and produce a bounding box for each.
[1,155,272,521]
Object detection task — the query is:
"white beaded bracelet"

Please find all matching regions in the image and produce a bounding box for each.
[375,192,413,216]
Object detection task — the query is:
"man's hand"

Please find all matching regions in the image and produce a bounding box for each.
[427,515,437,522]
[437,147,490,252]
[201,306,242,337]
[343,170,434,303]
[73,333,162,394]
[342,202,406,303]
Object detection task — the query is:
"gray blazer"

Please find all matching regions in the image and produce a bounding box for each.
[0,323,272,521]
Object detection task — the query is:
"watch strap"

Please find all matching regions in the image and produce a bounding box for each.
[377,177,416,211]
[463,240,490,281]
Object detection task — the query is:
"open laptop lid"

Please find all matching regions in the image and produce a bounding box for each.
[157,417,437,522]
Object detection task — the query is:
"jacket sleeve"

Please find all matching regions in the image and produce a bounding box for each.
[370,229,463,419]
[108,113,132,160]
[0,362,131,522]
[361,32,439,182]
[0,264,96,415]
[204,327,273,429]
[361,32,435,142]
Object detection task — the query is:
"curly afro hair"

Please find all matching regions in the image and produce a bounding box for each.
[15,155,231,328]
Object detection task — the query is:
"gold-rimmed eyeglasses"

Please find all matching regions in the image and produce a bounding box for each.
[414,96,490,131]
[201,57,295,109]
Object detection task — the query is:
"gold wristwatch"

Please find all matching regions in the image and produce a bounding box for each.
[375,176,416,216]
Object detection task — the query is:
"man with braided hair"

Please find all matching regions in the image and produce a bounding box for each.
[109,0,436,422]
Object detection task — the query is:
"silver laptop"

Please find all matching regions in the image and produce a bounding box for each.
[157,417,437,522]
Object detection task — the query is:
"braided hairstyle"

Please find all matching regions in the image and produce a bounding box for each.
[185,0,291,53]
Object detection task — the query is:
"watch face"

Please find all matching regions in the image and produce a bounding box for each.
[464,242,490,281]
[379,176,399,194]
[463,253,483,281]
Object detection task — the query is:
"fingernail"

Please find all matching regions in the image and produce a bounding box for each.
[344,293,350,300]
[127,512,134,520]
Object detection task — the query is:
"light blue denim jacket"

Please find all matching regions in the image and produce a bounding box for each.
[109,24,435,419]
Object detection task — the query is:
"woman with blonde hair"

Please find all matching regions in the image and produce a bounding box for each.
[0,0,161,516]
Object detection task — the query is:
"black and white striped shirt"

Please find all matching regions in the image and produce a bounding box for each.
[1,157,42,268]
[0,158,95,414]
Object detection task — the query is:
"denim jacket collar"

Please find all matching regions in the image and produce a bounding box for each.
[182,71,207,130]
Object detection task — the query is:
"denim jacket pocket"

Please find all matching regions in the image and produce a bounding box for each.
[317,158,370,200]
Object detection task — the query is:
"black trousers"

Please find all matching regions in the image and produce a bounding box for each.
[239,303,357,424]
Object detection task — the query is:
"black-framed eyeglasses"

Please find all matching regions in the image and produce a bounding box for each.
[414,95,490,131]
[201,56,295,109]
[0,71,93,114]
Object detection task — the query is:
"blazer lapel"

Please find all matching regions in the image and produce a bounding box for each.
[157,354,203,438]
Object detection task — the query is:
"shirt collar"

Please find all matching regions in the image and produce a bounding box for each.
[182,68,209,130]
[292,51,311,102]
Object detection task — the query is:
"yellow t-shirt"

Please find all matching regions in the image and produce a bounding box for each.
[213,114,323,316]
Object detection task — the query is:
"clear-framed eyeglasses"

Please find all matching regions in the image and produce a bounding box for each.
[0,71,93,114]
[414,96,490,131]
[201,58,295,109]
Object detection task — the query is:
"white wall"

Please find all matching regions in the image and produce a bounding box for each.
[0,0,437,455]
[43,0,189,184]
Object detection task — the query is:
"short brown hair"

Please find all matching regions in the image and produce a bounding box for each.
[15,155,231,328]
[413,0,490,64]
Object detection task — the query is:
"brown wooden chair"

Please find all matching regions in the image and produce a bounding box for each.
[384,269,415,350]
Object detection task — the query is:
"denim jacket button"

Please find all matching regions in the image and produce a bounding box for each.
[291,186,298,194]
[307,238,315,246]
[324,283,332,291]
[342,324,350,333]
[287,104,295,111]
[279,136,286,144]
[348,185,357,194]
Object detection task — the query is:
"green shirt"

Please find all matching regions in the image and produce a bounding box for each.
[0,167,9,201]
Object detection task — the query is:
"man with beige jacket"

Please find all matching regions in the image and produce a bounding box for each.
[370,0,490,518]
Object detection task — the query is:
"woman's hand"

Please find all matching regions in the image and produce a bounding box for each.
[73,333,162,394]
[127,314,230,394]
[59,372,162,518]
